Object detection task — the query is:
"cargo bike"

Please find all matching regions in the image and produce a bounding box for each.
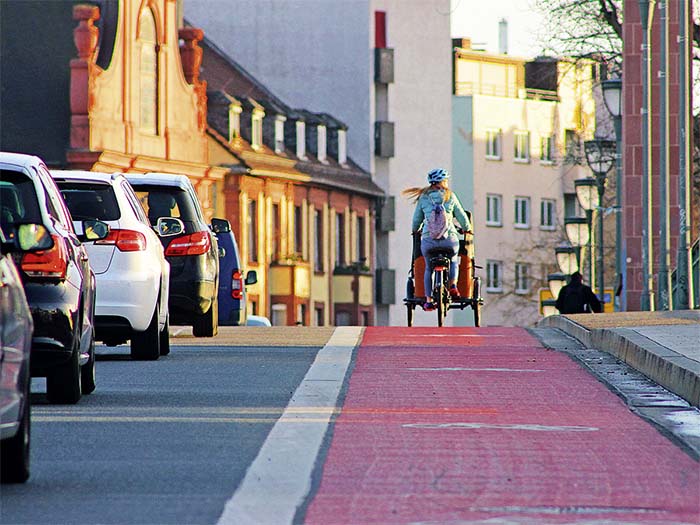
[404,214,483,327]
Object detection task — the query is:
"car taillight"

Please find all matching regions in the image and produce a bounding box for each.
[95,229,147,252]
[21,234,68,279]
[231,270,243,299]
[165,231,211,256]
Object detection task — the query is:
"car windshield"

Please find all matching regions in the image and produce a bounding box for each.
[57,181,121,221]
[131,186,199,232]
[0,170,43,235]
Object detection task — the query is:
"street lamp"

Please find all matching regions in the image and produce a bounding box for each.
[601,77,625,311]
[541,299,558,317]
[555,246,579,275]
[547,273,568,298]
[584,138,616,305]
[574,178,596,284]
[565,217,590,248]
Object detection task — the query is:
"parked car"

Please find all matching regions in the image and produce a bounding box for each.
[125,173,220,337]
[246,315,272,327]
[211,218,257,326]
[0,223,51,483]
[51,171,176,359]
[0,152,107,404]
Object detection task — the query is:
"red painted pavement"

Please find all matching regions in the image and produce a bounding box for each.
[304,327,700,524]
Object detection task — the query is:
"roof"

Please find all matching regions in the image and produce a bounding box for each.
[50,170,121,183]
[0,152,44,170]
[124,172,193,190]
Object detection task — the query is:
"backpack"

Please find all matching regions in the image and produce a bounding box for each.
[426,193,449,239]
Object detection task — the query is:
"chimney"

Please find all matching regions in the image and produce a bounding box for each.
[498,18,508,55]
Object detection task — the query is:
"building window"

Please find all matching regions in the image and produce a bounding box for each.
[540,135,553,163]
[251,110,264,149]
[314,304,324,326]
[486,194,502,226]
[564,129,581,164]
[228,104,241,143]
[314,208,324,272]
[486,260,503,292]
[356,215,366,262]
[271,203,280,259]
[247,199,258,263]
[296,303,307,326]
[515,262,529,294]
[486,129,501,160]
[338,129,347,165]
[317,125,327,162]
[296,121,306,159]
[294,205,303,256]
[514,131,530,162]
[271,304,287,326]
[514,197,530,228]
[274,116,286,153]
[138,8,158,135]
[564,193,585,218]
[335,211,345,267]
[540,199,556,230]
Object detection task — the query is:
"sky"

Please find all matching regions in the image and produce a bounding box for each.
[450,0,546,58]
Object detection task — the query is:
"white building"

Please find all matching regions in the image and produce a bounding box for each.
[186,0,454,326]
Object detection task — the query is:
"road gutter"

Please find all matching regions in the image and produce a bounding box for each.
[216,326,363,525]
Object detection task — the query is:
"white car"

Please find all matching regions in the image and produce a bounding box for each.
[51,171,174,360]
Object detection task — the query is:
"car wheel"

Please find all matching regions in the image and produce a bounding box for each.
[192,297,218,338]
[159,314,170,356]
[131,304,160,361]
[0,383,30,483]
[81,328,97,395]
[47,336,82,404]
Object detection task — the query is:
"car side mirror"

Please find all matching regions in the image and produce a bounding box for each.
[80,220,110,242]
[245,270,258,286]
[16,223,54,251]
[211,217,231,234]
[156,217,184,237]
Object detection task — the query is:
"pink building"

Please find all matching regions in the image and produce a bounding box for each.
[622,2,696,311]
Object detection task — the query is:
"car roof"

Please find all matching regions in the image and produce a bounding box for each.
[50,170,122,184]
[124,172,192,190]
[0,151,44,170]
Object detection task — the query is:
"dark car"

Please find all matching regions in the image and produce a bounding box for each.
[211,218,257,326]
[0,152,107,404]
[125,173,220,337]
[0,223,51,483]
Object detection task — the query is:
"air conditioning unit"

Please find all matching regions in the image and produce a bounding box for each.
[374,48,394,84]
[376,268,396,304]
[375,121,394,158]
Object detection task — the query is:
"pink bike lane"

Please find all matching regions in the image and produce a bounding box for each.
[304,327,700,524]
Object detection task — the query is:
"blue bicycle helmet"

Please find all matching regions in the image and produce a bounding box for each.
[427,168,449,184]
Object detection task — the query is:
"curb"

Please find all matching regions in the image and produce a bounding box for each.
[539,316,700,408]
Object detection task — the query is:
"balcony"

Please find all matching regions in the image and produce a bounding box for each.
[269,258,311,298]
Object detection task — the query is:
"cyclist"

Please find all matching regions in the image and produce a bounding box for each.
[403,168,471,311]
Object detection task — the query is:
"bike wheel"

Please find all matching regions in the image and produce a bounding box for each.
[434,269,445,327]
[472,277,481,327]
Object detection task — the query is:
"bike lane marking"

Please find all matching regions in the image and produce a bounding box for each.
[304,326,700,524]
[215,326,362,525]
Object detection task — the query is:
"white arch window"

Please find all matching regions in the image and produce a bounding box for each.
[138,8,158,135]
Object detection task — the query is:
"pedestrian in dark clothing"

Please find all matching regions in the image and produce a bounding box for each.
[555,272,603,314]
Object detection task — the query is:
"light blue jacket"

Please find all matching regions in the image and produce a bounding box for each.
[412,189,471,239]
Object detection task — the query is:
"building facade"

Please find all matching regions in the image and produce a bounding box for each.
[452,40,597,326]
[185,0,454,326]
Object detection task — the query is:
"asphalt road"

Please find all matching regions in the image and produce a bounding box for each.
[1,342,321,525]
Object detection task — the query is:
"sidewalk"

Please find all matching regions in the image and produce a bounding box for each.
[539,310,700,408]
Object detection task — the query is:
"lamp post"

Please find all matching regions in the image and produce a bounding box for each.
[541,299,558,317]
[584,139,616,304]
[555,246,579,276]
[638,0,656,311]
[574,178,597,286]
[601,78,624,311]
[547,273,568,299]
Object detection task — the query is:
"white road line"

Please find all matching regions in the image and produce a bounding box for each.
[216,326,362,525]
[408,367,545,372]
[403,422,599,432]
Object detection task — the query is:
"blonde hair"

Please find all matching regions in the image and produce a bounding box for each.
[401,181,452,203]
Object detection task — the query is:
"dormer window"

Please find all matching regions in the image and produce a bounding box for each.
[296,120,306,159]
[228,104,242,143]
[251,108,264,149]
[275,115,286,154]
[317,125,327,162]
[338,129,347,165]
